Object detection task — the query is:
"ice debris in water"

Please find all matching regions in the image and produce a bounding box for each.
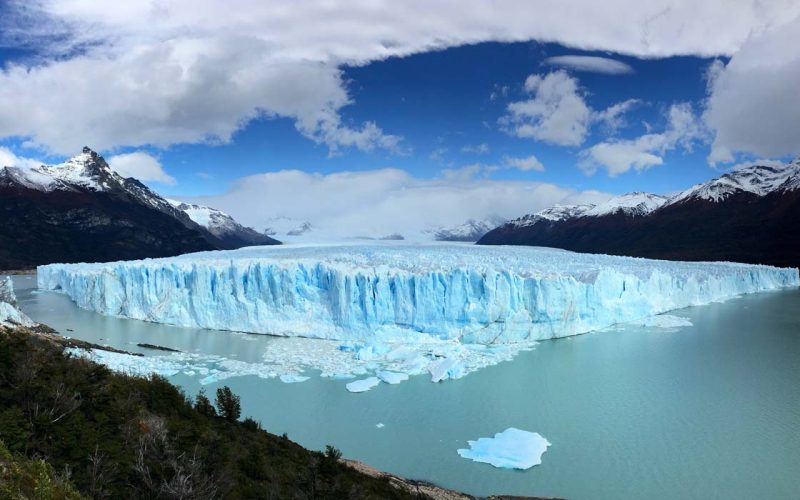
[37,243,799,344]
[376,370,409,384]
[346,377,381,393]
[64,334,536,393]
[457,428,551,469]
[635,314,694,329]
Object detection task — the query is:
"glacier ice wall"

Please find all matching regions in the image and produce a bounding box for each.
[37,243,799,344]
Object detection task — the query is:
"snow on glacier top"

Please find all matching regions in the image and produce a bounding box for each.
[41,241,783,280]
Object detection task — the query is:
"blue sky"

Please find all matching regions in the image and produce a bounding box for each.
[0,1,798,237]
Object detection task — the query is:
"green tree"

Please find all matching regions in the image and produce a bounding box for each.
[215,386,241,422]
[324,445,342,461]
[194,389,216,417]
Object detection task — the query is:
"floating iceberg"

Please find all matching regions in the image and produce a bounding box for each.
[376,370,409,384]
[279,374,310,383]
[457,428,551,469]
[37,243,799,345]
[346,377,381,393]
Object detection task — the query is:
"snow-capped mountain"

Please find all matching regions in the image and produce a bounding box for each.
[668,160,800,205]
[1,147,187,218]
[583,192,668,217]
[0,147,278,269]
[509,192,667,229]
[479,159,800,269]
[168,200,278,248]
[510,204,596,228]
[434,217,506,242]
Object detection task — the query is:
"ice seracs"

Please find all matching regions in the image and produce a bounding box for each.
[457,428,551,469]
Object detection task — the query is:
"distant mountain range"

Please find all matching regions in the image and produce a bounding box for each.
[167,199,277,249]
[479,159,800,269]
[432,217,507,242]
[0,147,277,269]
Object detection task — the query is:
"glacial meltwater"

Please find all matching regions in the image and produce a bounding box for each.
[12,274,800,499]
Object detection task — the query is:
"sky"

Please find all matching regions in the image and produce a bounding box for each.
[0,1,799,238]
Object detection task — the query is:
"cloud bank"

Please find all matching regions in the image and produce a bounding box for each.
[0,0,797,156]
[185,168,610,240]
[705,19,800,164]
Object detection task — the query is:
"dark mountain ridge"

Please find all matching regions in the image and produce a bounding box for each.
[0,147,278,269]
[478,159,800,269]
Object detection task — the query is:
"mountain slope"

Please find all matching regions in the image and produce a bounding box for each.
[479,160,800,269]
[433,216,506,242]
[0,147,276,269]
[168,200,279,248]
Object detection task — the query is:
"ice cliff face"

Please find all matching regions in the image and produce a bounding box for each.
[1,277,36,328]
[37,244,799,344]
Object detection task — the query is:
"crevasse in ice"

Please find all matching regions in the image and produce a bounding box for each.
[37,243,799,344]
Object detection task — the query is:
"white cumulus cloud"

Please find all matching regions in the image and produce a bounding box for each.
[504,155,545,172]
[501,71,592,146]
[704,17,800,164]
[108,151,176,185]
[501,72,641,147]
[0,147,41,169]
[579,103,705,176]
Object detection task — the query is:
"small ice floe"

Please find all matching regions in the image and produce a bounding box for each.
[637,314,693,329]
[376,370,409,384]
[376,423,385,428]
[457,428,551,470]
[279,374,310,383]
[345,376,381,393]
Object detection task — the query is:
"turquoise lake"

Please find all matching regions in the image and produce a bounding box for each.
[12,274,800,499]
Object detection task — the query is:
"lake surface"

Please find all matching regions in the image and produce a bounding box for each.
[12,274,800,499]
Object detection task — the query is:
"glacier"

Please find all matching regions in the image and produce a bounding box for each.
[37,243,799,345]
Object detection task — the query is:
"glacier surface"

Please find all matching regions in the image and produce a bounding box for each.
[457,428,551,469]
[38,243,799,345]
